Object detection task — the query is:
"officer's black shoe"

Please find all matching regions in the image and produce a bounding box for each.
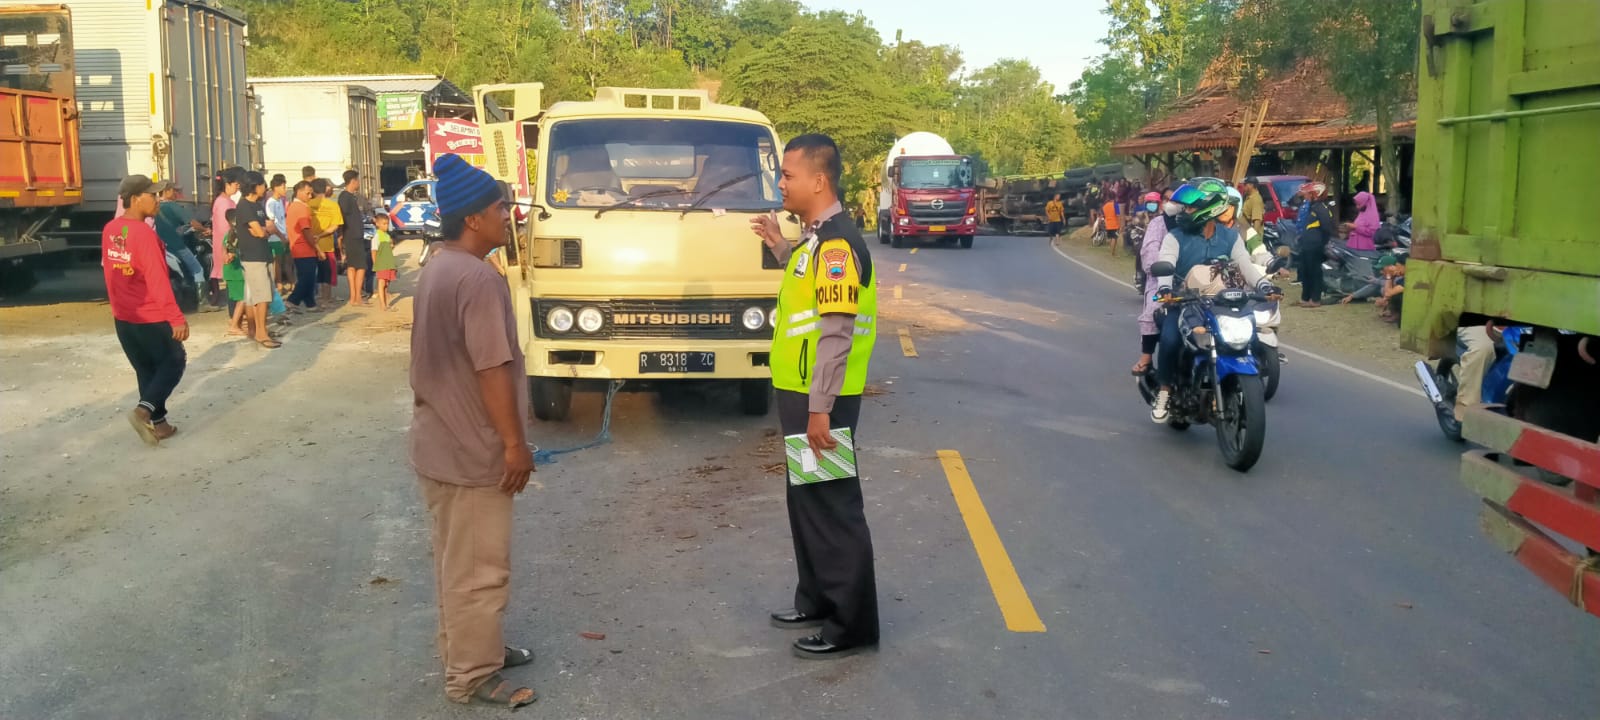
[769,608,826,629]
[792,632,876,660]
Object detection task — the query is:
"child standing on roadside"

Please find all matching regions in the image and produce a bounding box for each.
[371,211,397,310]
[222,209,250,337]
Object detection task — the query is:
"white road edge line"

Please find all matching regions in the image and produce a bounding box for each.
[1048,240,1425,398]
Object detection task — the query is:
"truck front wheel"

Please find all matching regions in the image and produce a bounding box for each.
[530,377,573,422]
[959,235,974,249]
[878,214,891,244]
[740,380,772,416]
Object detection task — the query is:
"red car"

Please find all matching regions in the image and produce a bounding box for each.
[1254,175,1309,224]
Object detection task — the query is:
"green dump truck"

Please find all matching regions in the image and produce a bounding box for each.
[1402,0,1600,617]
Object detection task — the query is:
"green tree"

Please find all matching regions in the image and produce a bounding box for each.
[1228,0,1419,213]
[1066,54,1154,159]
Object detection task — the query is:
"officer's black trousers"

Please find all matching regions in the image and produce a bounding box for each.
[776,390,880,646]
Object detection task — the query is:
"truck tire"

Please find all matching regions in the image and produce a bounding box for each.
[530,377,573,422]
[891,233,905,249]
[0,262,38,298]
[740,380,772,416]
[878,214,891,244]
[958,235,974,249]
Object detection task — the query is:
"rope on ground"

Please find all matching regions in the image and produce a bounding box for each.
[531,380,625,465]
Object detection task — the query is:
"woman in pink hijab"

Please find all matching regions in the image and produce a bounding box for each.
[1348,191,1380,252]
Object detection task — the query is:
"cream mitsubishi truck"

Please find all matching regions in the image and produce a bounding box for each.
[473,83,795,421]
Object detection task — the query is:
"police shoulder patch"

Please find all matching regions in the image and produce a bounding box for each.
[821,245,850,282]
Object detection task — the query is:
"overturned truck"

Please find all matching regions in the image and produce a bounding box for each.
[977,164,1123,236]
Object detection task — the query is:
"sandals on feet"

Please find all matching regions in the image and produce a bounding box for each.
[504,646,535,668]
[468,673,535,708]
[256,338,282,349]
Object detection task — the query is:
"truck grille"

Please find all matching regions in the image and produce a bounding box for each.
[533,298,774,340]
[907,200,967,224]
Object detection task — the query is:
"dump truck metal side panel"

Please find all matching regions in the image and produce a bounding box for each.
[1403,0,1600,352]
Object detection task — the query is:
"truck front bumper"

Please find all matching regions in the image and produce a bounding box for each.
[526,338,773,381]
[893,217,979,235]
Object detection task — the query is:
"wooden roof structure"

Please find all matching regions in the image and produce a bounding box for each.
[1111,59,1415,157]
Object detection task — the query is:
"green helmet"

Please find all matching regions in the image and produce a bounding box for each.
[1171,177,1230,231]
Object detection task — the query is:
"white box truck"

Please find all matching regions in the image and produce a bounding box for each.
[246,78,381,199]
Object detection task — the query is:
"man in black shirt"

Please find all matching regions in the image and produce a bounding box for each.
[338,170,370,307]
[235,171,281,347]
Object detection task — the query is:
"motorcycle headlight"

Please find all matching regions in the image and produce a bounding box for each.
[546,306,575,333]
[1215,314,1255,349]
[1252,309,1273,325]
[742,306,767,330]
[576,306,604,334]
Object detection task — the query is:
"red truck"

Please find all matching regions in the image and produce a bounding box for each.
[876,132,978,249]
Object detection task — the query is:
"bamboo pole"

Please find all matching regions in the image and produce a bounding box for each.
[1233,100,1269,184]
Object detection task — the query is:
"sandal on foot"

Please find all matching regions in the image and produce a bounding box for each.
[1130,359,1151,375]
[153,421,178,441]
[128,407,159,446]
[469,673,535,708]
[504,646,535,668]
[256,338,282,349]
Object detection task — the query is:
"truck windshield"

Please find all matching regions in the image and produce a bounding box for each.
[545,118,780,211]
[898,160,972,189]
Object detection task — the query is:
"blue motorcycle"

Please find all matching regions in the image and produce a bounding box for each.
[1138,259,1274,472]
[1414,325,1526,442]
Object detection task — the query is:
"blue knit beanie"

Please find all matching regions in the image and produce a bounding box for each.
[434,153,501,218]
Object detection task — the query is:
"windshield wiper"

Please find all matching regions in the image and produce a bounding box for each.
[679,173,761,218]
[593,188,694,218]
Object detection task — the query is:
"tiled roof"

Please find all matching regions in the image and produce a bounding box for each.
[1112,60,1413,155]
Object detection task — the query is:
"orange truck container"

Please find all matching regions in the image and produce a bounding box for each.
[0,3,80,294]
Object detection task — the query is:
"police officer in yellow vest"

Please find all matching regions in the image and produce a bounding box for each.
[750,134,880,659]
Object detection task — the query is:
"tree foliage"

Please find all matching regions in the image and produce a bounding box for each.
[1226,0,1420,211]
[232,0,1090,212]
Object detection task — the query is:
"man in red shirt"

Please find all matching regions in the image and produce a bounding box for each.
[103,175,190,445]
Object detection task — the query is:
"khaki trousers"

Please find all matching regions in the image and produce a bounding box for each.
[416,474,514,701]
[1456,326,1494,413]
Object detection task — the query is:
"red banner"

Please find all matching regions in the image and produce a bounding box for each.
[426,118,485,161]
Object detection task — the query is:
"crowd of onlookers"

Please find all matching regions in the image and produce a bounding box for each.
[189,165,400,348]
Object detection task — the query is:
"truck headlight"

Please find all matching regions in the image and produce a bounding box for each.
[898,217,910,226]
[767,308,777,328]
[964,215,976,225]
[547,306,575,333]
[1215,314,1255,350]
[576,306,603,334]
[742,307,767,330]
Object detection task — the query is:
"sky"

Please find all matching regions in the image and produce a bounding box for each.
[811,0,1111,93]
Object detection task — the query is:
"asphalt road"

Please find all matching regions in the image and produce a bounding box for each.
[2,236,1595,719]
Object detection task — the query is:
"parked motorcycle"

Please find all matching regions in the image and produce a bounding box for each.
[1137,259,1274,472]
[1413,325,1525,441]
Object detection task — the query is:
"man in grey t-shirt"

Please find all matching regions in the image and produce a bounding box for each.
[408,153,535,709]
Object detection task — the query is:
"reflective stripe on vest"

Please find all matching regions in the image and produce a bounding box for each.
[770,239,877,394]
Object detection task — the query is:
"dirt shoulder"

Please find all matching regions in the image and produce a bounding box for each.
[1050,226,1426,387]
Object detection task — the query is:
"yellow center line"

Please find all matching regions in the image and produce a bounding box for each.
[937,450,1047,633]
[893,285,903,300]
[897,327,918,357]
[909,247,919,255]
[898,263,907,272]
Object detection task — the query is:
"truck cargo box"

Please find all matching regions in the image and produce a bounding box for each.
[0,4,81,211]
[247,79,380,198]
[33,0,254,215]
[1403,0,1600,354]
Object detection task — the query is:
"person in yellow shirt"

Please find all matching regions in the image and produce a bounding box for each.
[1044,193,1065,241]
[307,178,344,304]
